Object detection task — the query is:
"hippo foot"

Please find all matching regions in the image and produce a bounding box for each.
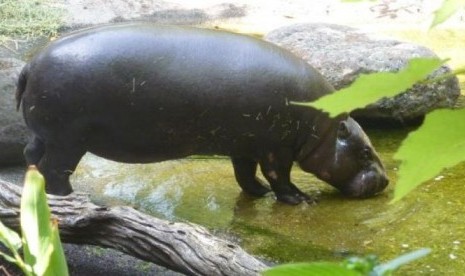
[45,185,73,196]
[42,176,74,196]
[245,184,272,197]
[237,177,271,197]
[276,192,315,205]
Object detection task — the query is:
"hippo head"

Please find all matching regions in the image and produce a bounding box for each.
[298,117,388,198]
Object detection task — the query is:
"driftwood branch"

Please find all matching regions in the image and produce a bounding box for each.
[0,180,268,275]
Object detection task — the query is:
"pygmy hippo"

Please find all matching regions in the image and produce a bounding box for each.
[16,24,388,205]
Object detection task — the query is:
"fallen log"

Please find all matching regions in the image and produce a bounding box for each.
[0,180,268,275]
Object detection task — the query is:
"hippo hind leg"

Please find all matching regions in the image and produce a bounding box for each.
[38,143,86,195]
[231,157,271,197]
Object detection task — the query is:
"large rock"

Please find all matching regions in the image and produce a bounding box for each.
[0,58,29,165]
[265,23,461,124]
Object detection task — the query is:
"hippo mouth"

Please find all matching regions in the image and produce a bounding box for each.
[339,170,389,198]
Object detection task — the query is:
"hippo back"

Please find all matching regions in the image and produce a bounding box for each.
[20,24,335,161]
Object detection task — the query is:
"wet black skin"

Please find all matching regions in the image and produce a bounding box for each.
[16,24,388,205]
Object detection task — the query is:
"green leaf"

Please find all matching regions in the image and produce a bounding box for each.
[43,220,69,276]
[36,239,55,276]
[262,262,361,276]
[0,250,33,276]
[392,109,465,202]
[20,166,53,273]
[431,0,465,28]
[20,166,69,276]
[373,248,431,275]
[343,255,379,274]
[0,220,23,269]
[0,218,33,276]
[0,250,18,265]
[0,220,22,252]
[293,58,445,117]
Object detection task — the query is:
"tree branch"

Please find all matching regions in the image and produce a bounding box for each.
[0,180,268,275]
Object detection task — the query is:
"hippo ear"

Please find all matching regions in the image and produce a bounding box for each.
[337,121,350,139]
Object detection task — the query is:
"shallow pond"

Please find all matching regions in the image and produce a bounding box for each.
[70,126,465,275]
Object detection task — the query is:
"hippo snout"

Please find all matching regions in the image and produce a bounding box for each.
[341,169,389,198]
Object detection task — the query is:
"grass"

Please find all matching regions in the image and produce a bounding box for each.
[0,0,63,44]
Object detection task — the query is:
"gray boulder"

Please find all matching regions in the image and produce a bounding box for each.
[265,23,460,123]
[0,58,29,165]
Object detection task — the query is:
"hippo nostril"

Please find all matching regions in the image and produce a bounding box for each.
[374,176,389,194]
[382,176,389,187]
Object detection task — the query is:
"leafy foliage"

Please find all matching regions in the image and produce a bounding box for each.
[0,167,69,276]
[392,109,465,202]
[21,167,55,275]
[343,255,379,274]
[293,58,445,117]
[263,249,431,276]
[262,262,360,276]
[0,220,26,271]
[431,0,465,28]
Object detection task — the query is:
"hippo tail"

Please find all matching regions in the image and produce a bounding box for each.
[15,64,29,111]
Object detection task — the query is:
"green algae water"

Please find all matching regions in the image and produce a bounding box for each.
[71,126,465,275]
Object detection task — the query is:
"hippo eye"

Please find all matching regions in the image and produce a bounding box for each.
[360,147,372,161]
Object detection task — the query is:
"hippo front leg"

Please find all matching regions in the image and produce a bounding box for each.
[232,157,271,197]
[37,144,85,195]
[259,150,312,205]
[24,136,45,165]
